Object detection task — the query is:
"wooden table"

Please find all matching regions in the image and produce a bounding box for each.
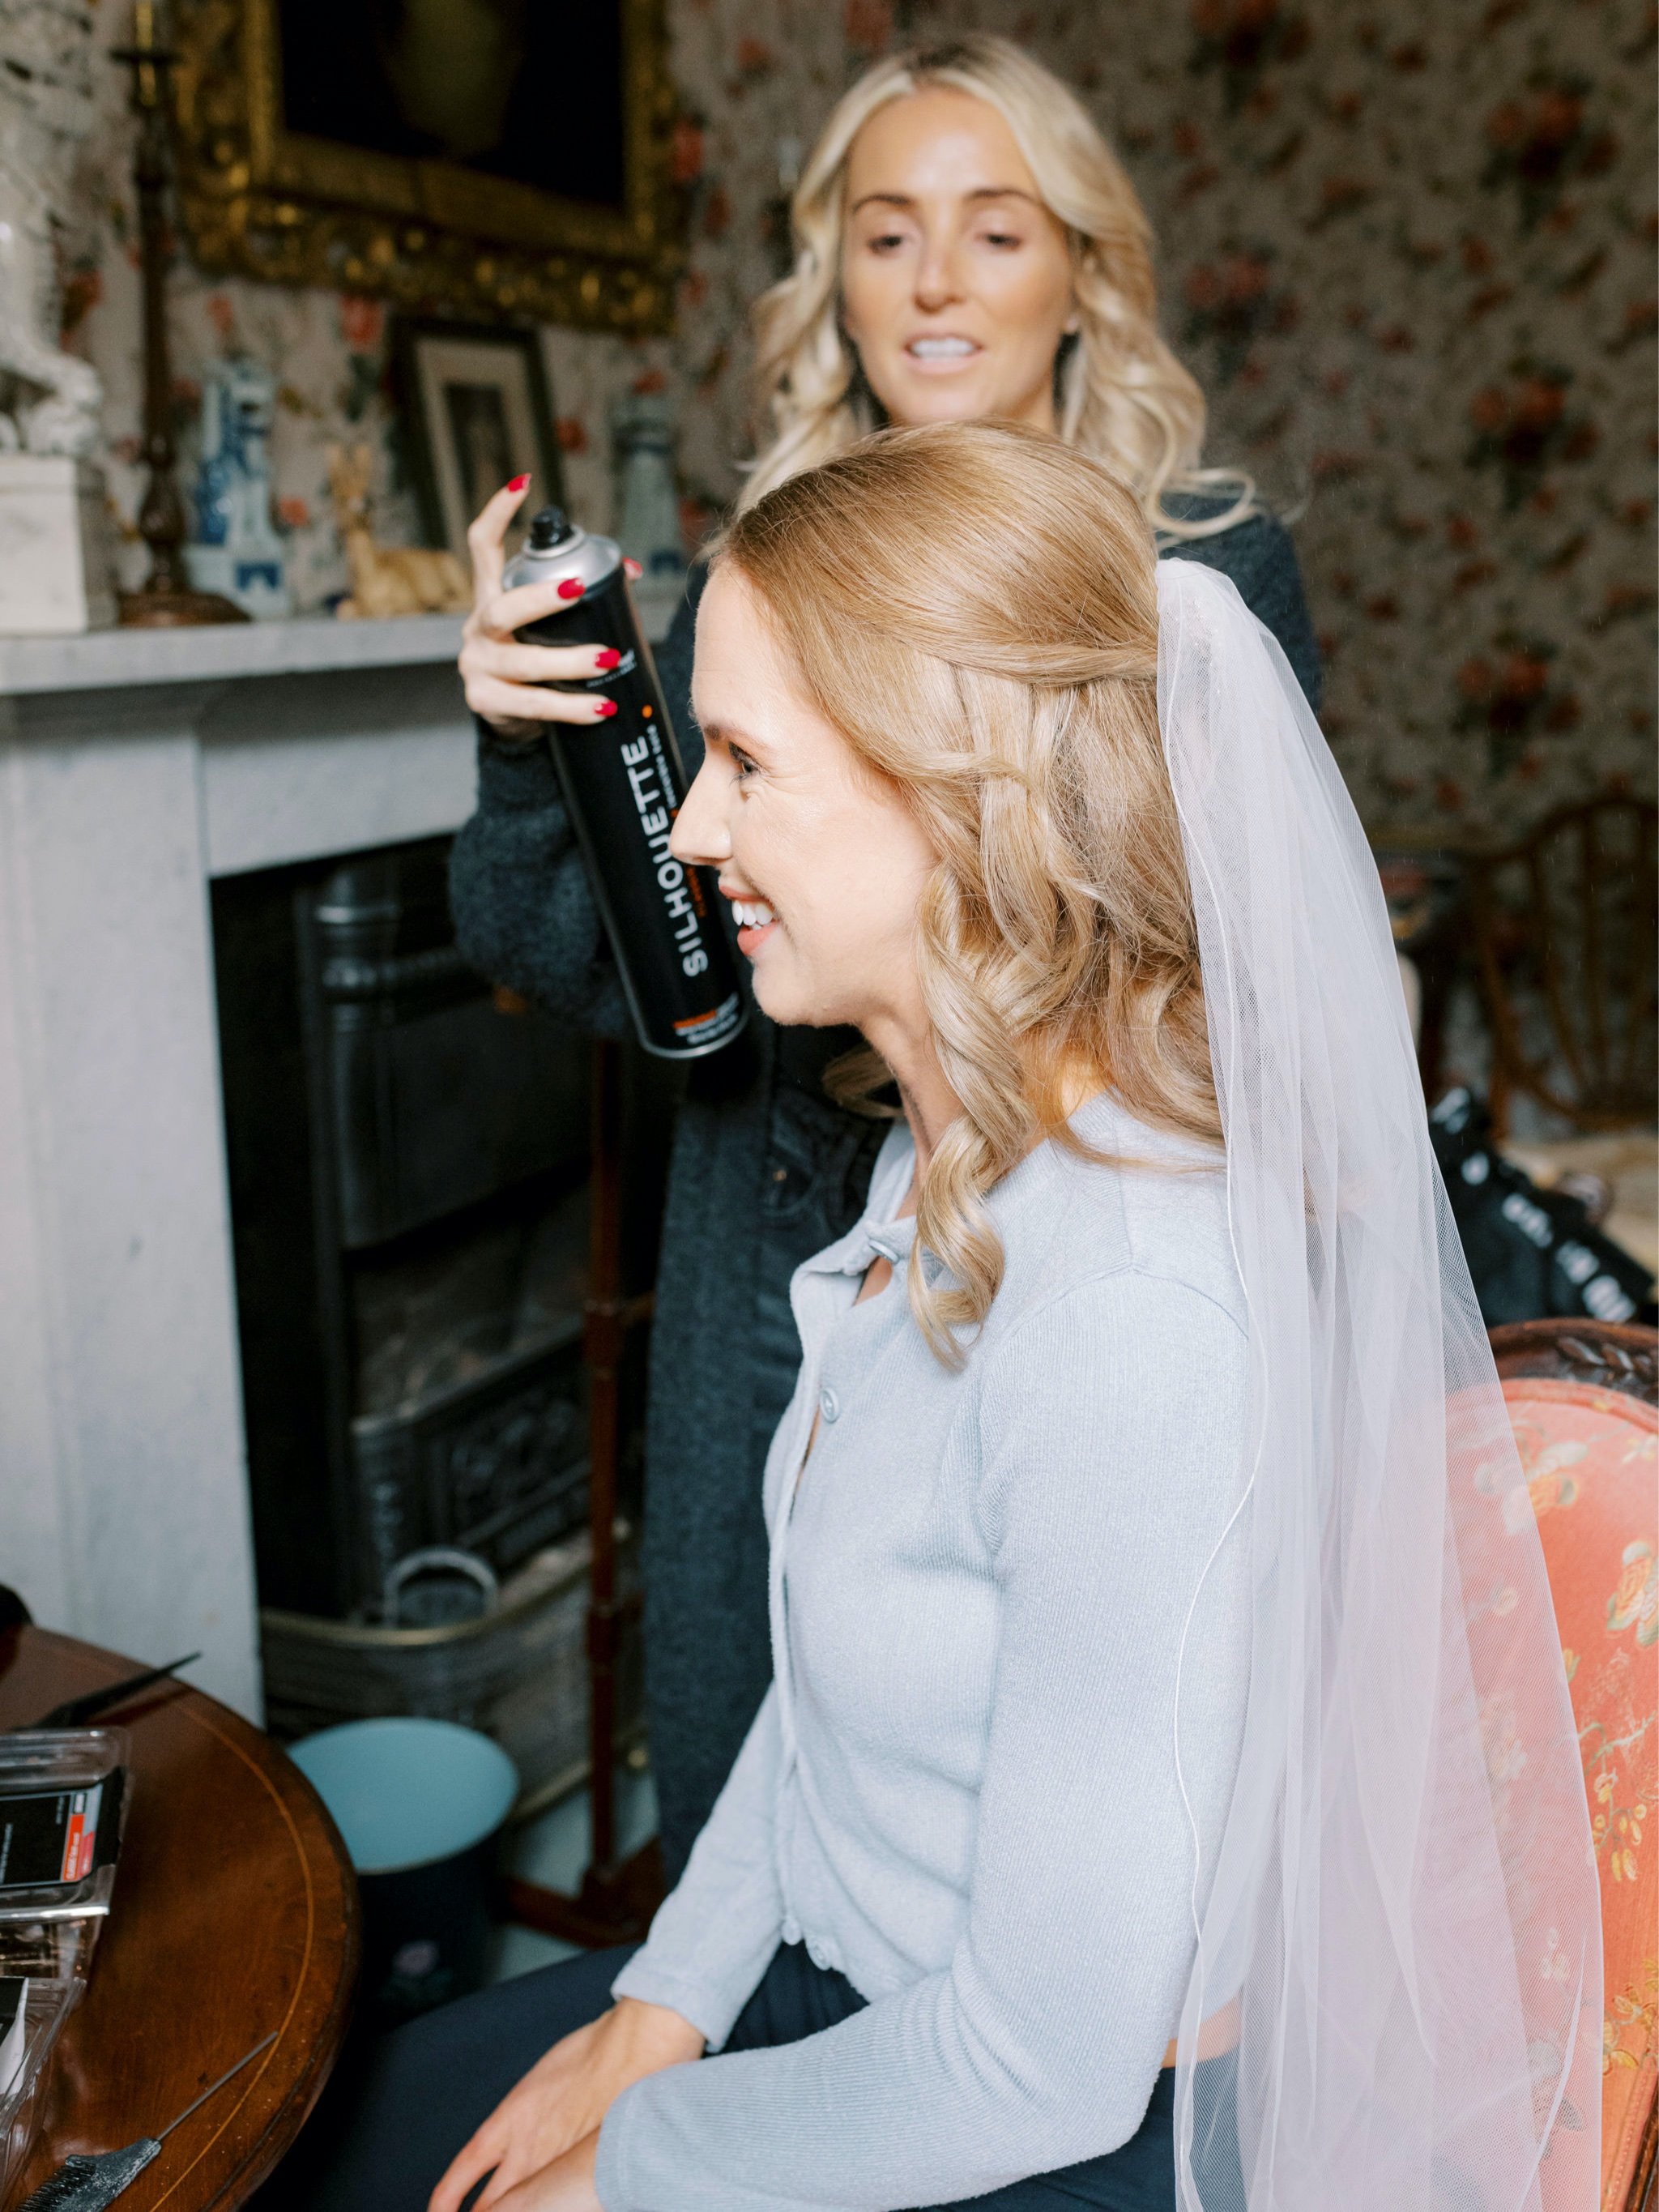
[0,1626,359,2210]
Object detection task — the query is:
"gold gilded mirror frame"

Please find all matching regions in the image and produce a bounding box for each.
[171,0,680,333]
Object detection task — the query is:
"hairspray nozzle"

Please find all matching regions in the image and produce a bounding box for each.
[527,505,574,551]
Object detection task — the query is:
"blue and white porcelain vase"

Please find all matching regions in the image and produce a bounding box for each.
[186,357,291,620]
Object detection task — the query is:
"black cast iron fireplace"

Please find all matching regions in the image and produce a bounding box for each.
[212,837,671,1746]
[214,833,675,1946]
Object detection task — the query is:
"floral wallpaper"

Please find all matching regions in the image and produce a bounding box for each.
[58,0,1654,841]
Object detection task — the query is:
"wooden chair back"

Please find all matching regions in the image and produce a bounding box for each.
[1468,800,1657,1136]
[1491,1320,1659,2210]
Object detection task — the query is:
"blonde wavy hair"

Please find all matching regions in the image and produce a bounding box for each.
[714,421,1222,1364]
[742,33,1250,538]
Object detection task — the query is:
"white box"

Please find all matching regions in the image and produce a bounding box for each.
[0,455,117,635]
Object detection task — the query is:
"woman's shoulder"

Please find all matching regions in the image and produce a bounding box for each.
[987,1094,1244,1342]
[971,1109,1247,1518]
[1155,498,1323,712]
[1157,493,1296,595]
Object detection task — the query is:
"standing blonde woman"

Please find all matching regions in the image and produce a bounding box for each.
[449,36,1322,1893]
[315,426,1594,2212]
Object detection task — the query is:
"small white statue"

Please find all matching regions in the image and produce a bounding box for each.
[0,0,104,456]
[0,0,117,630]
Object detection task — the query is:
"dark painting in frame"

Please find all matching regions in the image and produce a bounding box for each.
[173,0,680,333]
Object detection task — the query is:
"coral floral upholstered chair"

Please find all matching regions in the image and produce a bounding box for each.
[1490,1321,1659,2211]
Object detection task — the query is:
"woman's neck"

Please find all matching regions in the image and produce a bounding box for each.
[859,998,1109,1219]
[860,1010,959,1200]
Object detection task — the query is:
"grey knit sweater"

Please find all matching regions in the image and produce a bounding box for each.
[595,1095,1252,2210]
[447,503,1316,1877]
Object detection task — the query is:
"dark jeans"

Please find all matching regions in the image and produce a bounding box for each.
[299,1941,1235,2211]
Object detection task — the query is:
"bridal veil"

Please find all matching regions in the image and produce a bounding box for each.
[1156,558,1600,2212]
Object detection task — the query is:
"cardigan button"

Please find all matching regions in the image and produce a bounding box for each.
[819,1386,839,1423]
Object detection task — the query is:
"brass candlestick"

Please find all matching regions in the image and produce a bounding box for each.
[112,0,247,627]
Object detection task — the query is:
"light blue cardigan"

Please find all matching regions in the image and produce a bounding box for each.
[598,1094,1252,2210]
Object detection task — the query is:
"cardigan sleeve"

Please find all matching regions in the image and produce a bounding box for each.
[608,1682,787,2050]
[446,726,626,1035]
[595,1268,1252,2212]
[446,570,706,1030]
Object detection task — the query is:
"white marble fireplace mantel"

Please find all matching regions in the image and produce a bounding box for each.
[0,611,467,694]
[0,614,482,1719]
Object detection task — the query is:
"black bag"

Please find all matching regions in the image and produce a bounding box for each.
[1429,1087,1656,1330]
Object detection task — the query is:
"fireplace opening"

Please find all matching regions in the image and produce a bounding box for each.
[211,835,673,1783]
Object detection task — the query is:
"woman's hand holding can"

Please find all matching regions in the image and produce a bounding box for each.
[459,478,634,738]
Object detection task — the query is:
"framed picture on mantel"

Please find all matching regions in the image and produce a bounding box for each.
[170,0,680,333]
[393,320,563,562]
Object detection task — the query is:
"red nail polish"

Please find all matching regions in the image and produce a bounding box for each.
[557,578,584,600]
[506,473,530,493]
[595,647,621,670]
[595,698,619,718]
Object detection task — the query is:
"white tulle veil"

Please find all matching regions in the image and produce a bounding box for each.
[1156,559,1601,2212]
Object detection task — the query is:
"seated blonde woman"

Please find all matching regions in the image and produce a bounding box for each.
[313,426,1597,2212]
[450,32,1320,1894]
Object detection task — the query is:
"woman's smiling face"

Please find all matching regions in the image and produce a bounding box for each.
[671,566,937,1036]
[839,86,1077,436]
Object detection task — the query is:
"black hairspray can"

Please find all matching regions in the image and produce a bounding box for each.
[502,506,747,1061]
